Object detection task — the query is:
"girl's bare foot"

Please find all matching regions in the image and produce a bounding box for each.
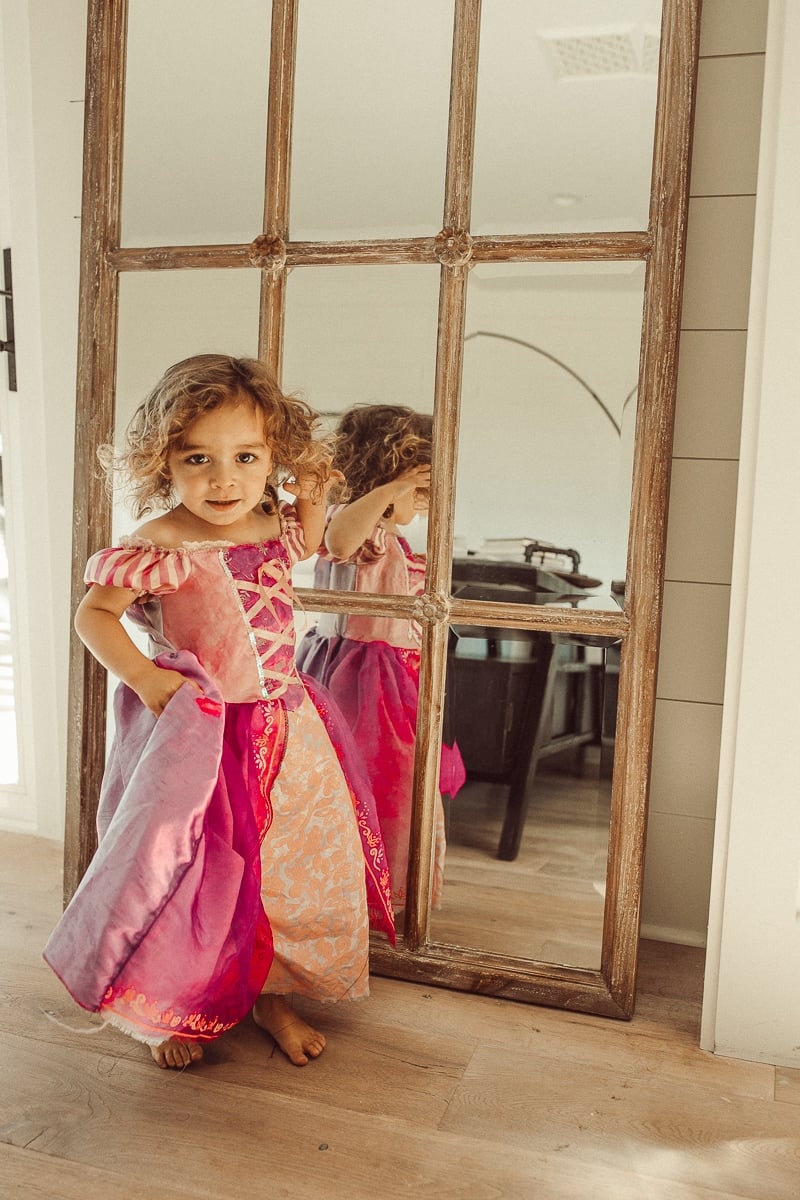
[150,1036,204,1069]
[252,994,326,1066]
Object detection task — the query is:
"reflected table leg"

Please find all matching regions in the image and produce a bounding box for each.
[496,638,557,861]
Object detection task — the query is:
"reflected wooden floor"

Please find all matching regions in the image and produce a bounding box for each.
[433,756,610,966]
[3,832,799,1200]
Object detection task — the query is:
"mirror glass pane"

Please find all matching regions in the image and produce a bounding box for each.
[472,0,662,234]
[283,265,439,579]
[110,269,260,739]
[295,605,428,914]
[114,270,262,538]
[121,0,272,247]
[290,0,453,239]
[432,629,619,968]
[454,261,643,610]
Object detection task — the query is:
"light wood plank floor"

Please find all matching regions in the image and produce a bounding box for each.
[2,832,798,1200]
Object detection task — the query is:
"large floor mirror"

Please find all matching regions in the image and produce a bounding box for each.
[66,0,700,1019]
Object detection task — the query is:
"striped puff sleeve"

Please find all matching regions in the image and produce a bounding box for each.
[84,543,191,597]
[279,502,307,566]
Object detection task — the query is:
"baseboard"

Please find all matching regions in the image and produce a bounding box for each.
[0,816,39,834]
[640,923,707,948]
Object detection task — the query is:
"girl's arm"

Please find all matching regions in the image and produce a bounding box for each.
[285,468,344,561]
[75,584,195,716]
[291,493,329,561]
[325,465,431,560]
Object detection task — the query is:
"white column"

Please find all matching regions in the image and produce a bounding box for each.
[701,0,800,1067]
[0,0,85,836]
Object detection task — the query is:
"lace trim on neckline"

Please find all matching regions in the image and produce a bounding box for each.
[120,534,284,553]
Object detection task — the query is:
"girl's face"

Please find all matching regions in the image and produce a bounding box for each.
[167,396,272,529]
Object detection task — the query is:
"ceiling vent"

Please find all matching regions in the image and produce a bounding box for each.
[538,27,660,79]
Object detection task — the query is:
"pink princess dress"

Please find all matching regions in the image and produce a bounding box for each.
[44,504,394,1048]
[296,517,466,909]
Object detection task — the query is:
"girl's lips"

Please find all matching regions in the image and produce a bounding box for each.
[207,499,238,508]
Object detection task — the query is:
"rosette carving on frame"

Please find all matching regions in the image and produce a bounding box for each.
[248,234,287,277]
[410,592,451,625]
[434,227,473,268]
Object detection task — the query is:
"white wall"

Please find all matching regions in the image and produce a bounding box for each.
[701,0,800,1069]
[0,0,84,836]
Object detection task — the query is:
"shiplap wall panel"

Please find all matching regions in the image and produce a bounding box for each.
[642,0,768,944]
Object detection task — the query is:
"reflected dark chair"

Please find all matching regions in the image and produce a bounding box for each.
[446,558,606,860]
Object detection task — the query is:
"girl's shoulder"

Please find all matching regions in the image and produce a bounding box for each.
[84,503,305,595]
[84,539,192,597]
[130,512,185,548]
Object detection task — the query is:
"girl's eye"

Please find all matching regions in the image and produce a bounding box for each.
[237,452,257,464]
[185,454,208,465]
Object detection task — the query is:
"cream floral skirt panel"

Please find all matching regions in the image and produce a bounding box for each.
[258,694,370,1001]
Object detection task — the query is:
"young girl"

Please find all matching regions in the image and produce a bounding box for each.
[297,404,466,910]
[44,355,394,1070]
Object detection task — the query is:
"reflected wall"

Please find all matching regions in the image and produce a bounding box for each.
[292,0,453,239]
[122,0,272,246]
[456,262,643,603]
[283,266,440,417]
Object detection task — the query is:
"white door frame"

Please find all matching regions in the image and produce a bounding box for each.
[0,0,85,837]
[701,0,800,1067]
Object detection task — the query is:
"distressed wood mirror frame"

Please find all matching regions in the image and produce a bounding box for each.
[65,0,700,1019]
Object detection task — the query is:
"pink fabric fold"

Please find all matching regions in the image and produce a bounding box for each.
[297,633,466,906]
[301,673,395,942]
[43,651,273,1043]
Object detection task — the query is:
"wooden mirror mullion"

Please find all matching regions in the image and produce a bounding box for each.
[64,0,702,1020]
[64,0,127,901]
[257,0,298,373]
[262,0,297,241]
[601,0,701,1011]
[403,0,481,946]
[369,937,630,1015]
[448,600,629,640]
[404,264,470,947]
[470,232,652,264]
[443,0,481,235]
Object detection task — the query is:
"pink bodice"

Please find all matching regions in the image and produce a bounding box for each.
[85,505,307,707]
[316,519,426,650]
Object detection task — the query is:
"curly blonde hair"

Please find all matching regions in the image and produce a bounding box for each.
[329,404,432,511]
[102,354,331,518]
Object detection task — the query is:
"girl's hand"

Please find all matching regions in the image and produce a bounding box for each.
[322,467,346,497]
[284,467,345,502]
[282,464,345,561]
[131,664,201,717]
[74,585,205,716]
[388,464,431,500]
